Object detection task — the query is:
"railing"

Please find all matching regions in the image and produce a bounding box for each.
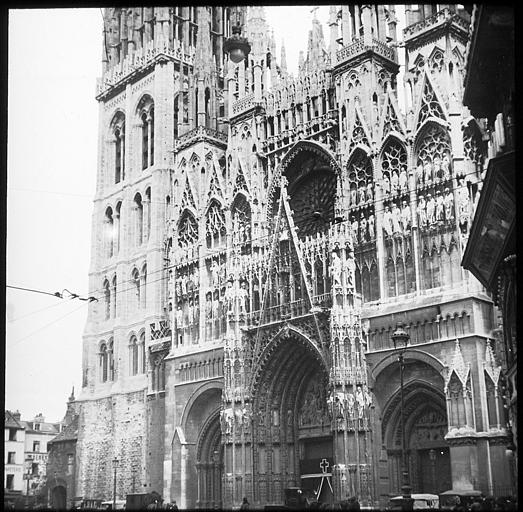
[368,310,474,352]
[247,294,332,328]
[336,37,397,65]
[403,8,469,40]
[174,125,228,152]
[97,38,196,97]
[232,93,257,117]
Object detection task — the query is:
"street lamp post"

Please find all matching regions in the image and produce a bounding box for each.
[112,457,118,511]
[391,322,412,503]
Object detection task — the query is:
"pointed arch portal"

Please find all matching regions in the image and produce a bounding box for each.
[380,365,451,496]
[251,330,333,506]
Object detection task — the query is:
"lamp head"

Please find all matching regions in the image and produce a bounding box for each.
[391,322,409,350]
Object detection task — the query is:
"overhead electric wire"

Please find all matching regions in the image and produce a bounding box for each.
[7,166,484,307]
[9,297,76,323]
[9,302,88,347]
[85,165,484,302]
[8,162,485,212]
[7,284,65,298]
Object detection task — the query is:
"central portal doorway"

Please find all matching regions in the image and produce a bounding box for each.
[299,438,334,505]
[251,330,333,506]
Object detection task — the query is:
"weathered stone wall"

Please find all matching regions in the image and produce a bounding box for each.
[146,394,165,496]
[76,391,146,501]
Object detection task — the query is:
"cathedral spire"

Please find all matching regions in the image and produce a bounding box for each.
[304,13,328,73]
[280,40,288,76]
[194,6,215,77]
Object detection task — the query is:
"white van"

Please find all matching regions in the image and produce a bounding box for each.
[101,499,126,510]
[389,493,439,510]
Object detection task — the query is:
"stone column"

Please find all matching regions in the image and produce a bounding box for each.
[328,222,376,506]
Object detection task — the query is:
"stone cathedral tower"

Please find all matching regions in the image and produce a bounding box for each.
[75,5,515,510]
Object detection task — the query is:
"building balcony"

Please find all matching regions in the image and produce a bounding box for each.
[231,93,264,119]
[403,8,469,43]
[96,38,196,99]
[336,37,397,67]
[173,125,228,153]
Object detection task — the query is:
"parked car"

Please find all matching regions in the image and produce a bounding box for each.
[389,493,439,510]
[439,489,484,510]
[101,500,126,510]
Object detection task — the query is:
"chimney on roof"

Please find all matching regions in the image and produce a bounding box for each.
[12,410,21,421]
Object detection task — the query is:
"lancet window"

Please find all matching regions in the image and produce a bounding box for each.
[140,331,146,374]
[130,335,139,376]
[110,112,125,184]
[111,275,117,318]
[138,95,155,170]
[417,79,445,128]
[134,193,144,246]
[108,338,115,381]
[206,200,226,249]
[348,149,374,211]
[132,268,141,310]
[429,48,445,74]
[178,211,199,248]
[115,201,122,253]
[103,279,111,320]
[145,187,151,242]
[141,264,147,309]
[104,207,114,259]
[100,342,108,382]
[415,124,453,231]
[231,194,252,248]
[380,139,408,201]
[355,259,380,303]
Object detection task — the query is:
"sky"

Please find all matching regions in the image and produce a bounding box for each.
[6,6,404,423]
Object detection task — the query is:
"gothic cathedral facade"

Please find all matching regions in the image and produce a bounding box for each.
[76,6,514,509]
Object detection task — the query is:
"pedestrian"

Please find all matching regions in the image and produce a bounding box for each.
[171,501,178,511]
[470,499,482,512]
[240,497,250,510]
[346,496,360,511]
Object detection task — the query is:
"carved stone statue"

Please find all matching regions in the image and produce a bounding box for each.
[433,156,442,182]
[401,201,411,233]
[457,179,470,227]
[391,202,402,234]
[359,186,366,204]
[330,251,342,287]
[346,392,355,417]
[435,190,445,222]
[383,206,393,237]
[444,187,454,221]
[416,162,424,187]
[355,386,365,418]
[366,181,374,202]
[359,214,367,242]
[351,217,359,242]
[399,166,408,193]
[391,170,399,195]
[224,280,235,313]
[368,213,375,239]
[442,154,451,181]
[350,187,357,206]
[239,280,249,315]
[382,173,391,195]
[176,306,184,328]
[426,193,435,225]
[424,161,433,186]
[417,195,427,228]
